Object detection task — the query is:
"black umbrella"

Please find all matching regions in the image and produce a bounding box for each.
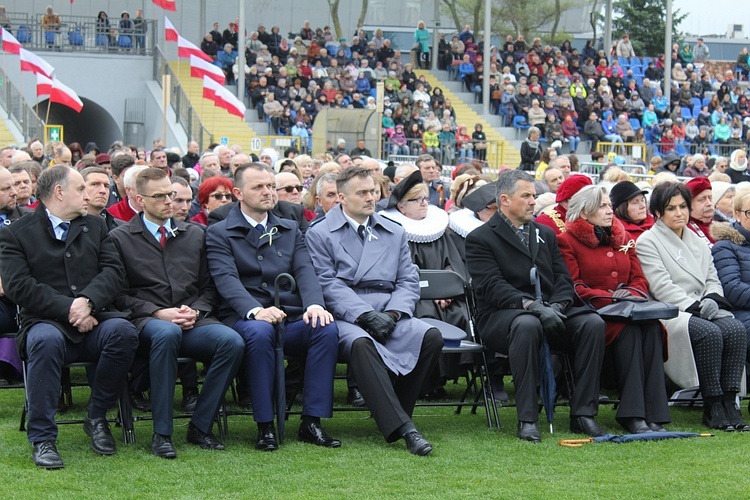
[559,431,713,447]
[530,266,556,434]
[274,273,296,445]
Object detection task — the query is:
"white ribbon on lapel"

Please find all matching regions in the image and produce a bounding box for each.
[619,239,636,253]
[260,226,278,246]
[535,228,544,244]
[365,226,378,242]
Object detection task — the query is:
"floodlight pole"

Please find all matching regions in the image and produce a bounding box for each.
[432,0,439,71]
[238,0,245,102]
[482,0,491,116]
[664,0,673,106]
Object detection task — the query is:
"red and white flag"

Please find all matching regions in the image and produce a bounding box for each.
[50,78,83,113]
[19,48,54,78]
[215,86,246,119]
[202,76,245,119]
[202,75,222,102]
[153,0,176,11]
[190,54,225,85]
[164,16,178,42]
[1,27,21,55]
[177,35,211,63]
[36,73,53,96]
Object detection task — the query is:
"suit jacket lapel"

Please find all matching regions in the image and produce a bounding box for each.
[352,225,388,283]
[654,221,704,283]
[491,216,530,258]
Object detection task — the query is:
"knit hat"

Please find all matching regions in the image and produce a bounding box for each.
[610,181,648,210]
[711,181,733,206]
[555,174,592,203]
[686,177,711,198]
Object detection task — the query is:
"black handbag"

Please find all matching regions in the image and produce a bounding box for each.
[585,286,678,323]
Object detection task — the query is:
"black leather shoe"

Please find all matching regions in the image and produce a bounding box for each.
[347,387,366,407]
[618,417,653,434]
[403,429,432,456]
[256,423,278,451]
[722,399,749,431]
[570,416,606,437]
[187,423,225,450]
[298,421,341,448]
[647,422,667,432]
[703,401,734,431]
[32,441,64,469]
[130,391,152,412]
[151,433,177,459]
[83,417,116,455]
[181,388,199,412]
[517,421,541,442]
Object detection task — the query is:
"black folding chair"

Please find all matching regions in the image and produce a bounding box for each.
[415,269,500,429]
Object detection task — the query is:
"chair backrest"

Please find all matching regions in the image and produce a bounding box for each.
[418,269,467,301]
[691,97,702,109]
[681,107,692,120]
[513,115,529,128]
[629,118,641,131]
[642,57,653,67]
[16,26,31,43]
[630,66,643,76]
[629,56,641,67]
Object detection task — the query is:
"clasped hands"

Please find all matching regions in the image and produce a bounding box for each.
[69,296,97,333]
[699,298,733,321]
[527,300,567,334]
[357,310,398,345]
[154,305,200,331]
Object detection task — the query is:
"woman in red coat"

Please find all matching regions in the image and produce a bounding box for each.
[558,185,670,434]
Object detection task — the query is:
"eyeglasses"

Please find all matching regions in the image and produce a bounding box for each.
[210,193,233,201]
[277,185,303,193]
[406,197,429,204]
[141,191,176,202]
[740,210,750,218]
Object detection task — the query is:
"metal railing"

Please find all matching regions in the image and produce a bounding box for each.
[154,46,213,151]
[595,141,648,161]
[648,142,746,159]
[0,65,44,142]
[382,137,504,174]
[2,12,157,55]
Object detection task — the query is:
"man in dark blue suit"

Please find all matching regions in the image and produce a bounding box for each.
[206,163,340,451]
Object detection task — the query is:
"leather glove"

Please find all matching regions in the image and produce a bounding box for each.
[611,288,633,298]
[699,298,720,321]
[528,300,566,334]
[357,311,396,344]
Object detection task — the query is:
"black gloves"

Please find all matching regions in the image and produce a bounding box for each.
[357,311,397,345]
[528,300,567,334]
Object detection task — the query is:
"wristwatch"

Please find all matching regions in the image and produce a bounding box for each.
[85,297,95,311]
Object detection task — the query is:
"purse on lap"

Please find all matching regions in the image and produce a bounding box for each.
[585,286,678,323]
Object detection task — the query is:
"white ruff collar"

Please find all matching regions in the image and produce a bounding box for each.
[449,208,484,238]
[381,205,449,243]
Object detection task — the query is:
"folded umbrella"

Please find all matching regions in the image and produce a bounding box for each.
[530,266,556,434]
[273,273,296,445]
[559,431,713,447]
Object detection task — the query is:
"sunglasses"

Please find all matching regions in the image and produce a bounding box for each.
[210,193,233,201]
[277,185,303,193]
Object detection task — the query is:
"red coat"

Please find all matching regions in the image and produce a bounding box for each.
[557,217,648,346]
[534,204,566,235]
[107,197,138,222]
[616,213,654,241]
[190,210,208,226]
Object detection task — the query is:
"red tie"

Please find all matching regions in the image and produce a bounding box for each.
[158,226,167,249]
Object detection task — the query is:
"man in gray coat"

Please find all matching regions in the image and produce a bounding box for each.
[305,167,443,456]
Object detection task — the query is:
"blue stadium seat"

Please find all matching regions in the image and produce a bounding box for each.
[618,57,629,68]
[513,115,530,138]
[630,66,643,76]
[96,34,109,47]
[44,31,57,45]
[629,57,642,67]
[635,75,643,87]
[702,97,711,107]
[629,118,641,131]
[691,97,702,110]
[68,30,83,46]
[681,107,692,120]
[642,57,653,67]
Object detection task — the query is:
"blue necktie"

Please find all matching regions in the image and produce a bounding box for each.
[256,224,265,235]
[59,222,70,241]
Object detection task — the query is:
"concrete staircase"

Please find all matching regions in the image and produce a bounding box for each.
[168,61,259,148]
[416,69,520,169]
[0,118,18,147]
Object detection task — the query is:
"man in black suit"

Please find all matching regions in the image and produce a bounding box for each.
[109,168,244,459]
[465,169,605,442]
[81,167,120,233]
[0,166,138,469]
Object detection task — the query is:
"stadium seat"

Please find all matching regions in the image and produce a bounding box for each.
[44,31,57,45]
[96,34,109,47]
[629,57,642,68]
[691,97,702,110]
[618,57,629,68]
[117,35,132,49]
[681,107,692,120]
[642,57,653,67]
[629,118,641,131]
[67,30,83,47]
[513,115,530,138]
[630,66,643,76]
[702,96,711,107]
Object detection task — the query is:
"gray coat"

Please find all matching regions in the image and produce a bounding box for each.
[305,204,431,375]
[636,220,726,389]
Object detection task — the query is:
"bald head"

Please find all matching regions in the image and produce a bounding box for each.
[361,158,381,174]
[275,172,303,204]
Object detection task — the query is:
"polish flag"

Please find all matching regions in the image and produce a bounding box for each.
[36,73,53,96]
[1,28,21,55]
[215,86,246,119]
[177,35,211,63]
[190,54,225,85]
[153,0,177,11]
[19,48,54,78]
[164,16,178,42]
[202,75,222,102]
[50,78,83,113]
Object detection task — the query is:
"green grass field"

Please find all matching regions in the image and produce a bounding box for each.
[2,373,749,498]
